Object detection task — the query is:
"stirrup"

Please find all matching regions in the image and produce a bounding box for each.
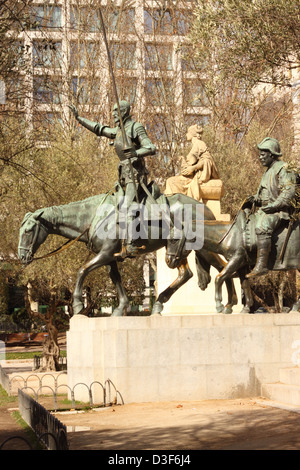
[114,242,146,259]
[127,244,146,256]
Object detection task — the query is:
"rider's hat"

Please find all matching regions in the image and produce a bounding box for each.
[257,137,282,156]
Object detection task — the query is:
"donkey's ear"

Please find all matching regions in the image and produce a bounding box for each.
[21,212,33,227]
[34,209,44,220]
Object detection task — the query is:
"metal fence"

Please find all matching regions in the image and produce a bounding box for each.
[18,389,68,450]
[0,372,123,450]
[0,363,123,449]
[33,355,67,371]
[0,364,123,410]
[20,378,123,411]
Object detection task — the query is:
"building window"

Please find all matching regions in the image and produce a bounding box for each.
[69,4,135,34]
[145,44,173,71]
[11,41,28,68]
[183,80,209,107]
[70,42,99,70]
[144,9,191,36]
[145,78,174,107]
[70,5,101,33]
[110,43,136,70]
[176,11,192,36]
[144,9,173,35]
[72,77,100,105]
[107,7,135,34]
[4,76,26,108]
[29,4,62,30]
[148,115,172,142]
[33,76,62,105]
[32,40,62,68]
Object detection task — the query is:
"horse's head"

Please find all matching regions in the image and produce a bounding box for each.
[18,210,47,265]
[165,237,191,269]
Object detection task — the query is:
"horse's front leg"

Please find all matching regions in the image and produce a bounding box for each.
[215,271,225,313]
[196,250,238,314]
[152,258,193,315]
[215,253,244,314]
[223,277,238,314]
[108,261,130,316]
[73,249,113,315]
[238,267,254,313]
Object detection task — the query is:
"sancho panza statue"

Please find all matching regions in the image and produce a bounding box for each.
[245,137,297,278]
[69,101,156,257]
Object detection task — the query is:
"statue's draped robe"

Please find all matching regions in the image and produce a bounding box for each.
[165,138,219,201]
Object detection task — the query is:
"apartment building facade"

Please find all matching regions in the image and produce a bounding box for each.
[4,0,210,151]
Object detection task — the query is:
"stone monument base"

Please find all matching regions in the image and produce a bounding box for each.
[67,313,300,404]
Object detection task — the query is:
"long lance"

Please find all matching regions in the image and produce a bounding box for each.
[98,8,139,203]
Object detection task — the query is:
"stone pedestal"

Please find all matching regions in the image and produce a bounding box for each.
[67,314,300,404]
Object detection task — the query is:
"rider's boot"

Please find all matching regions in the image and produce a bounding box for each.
[114,240,128,259]
[246,235,271,278]
[114,215,146,258]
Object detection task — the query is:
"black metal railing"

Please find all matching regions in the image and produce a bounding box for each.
[18,389,68,450]
[33,355,67,371]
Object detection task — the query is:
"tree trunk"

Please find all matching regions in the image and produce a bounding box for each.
[252,291,272,312]
[40,321,60,371]
[272,291,280,312]
[24,285,61,371]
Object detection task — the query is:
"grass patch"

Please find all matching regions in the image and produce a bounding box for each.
[5,350,66,360]
[0,385,17,407]
[5,351,41,360]
[11,411,43,450]
[58,397,92,410]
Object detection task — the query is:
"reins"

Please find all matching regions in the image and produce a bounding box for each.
[33,227,90,261]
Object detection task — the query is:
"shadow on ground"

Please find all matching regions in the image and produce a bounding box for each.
[58,399,300,451]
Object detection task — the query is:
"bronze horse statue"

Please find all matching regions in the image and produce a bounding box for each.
[18,190,238,316]
[166,208,300,313]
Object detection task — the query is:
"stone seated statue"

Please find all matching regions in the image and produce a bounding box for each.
[164,124,224,203]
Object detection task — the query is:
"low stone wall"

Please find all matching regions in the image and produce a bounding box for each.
[0,360,68,395]
[67,313,300,403]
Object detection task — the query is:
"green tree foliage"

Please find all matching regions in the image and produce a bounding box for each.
[190,0,300,89]
[0,270,9,315]
[187,1,300,309]
[184,0,298,215]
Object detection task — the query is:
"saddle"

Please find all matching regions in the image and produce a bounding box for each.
[235,209,300,269]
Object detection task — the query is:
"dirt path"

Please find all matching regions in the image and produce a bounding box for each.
[1,391,300,450]
[0,403,32,450]
[55,398,300,451]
